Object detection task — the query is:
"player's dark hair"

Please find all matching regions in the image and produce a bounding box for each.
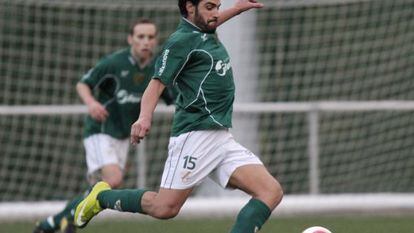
[178,0,201,17]
[129,18,158,35]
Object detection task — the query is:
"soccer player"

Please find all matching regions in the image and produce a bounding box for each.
[74,0,283,233]
[33,18,174,233]
[34,1,265,233]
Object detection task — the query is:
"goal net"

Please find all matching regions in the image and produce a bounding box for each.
[1,0,414,220]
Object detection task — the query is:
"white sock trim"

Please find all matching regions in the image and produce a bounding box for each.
[46,216,55,228]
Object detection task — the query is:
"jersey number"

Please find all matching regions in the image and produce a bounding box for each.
[183,156,197,170]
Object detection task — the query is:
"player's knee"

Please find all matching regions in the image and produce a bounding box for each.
[152,205,181,219]
[256,180,283,210]
[101,165,124,188]
[270,181,284,205]
[103,176,123,188]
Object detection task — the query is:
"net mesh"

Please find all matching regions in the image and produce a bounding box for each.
[255,0,414,193]
[1,0,414,202]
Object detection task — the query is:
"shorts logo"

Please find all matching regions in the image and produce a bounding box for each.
[181,171,192,183]
[215,60,231,77]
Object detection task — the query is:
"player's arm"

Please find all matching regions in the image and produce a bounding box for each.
[131,34,195,144]
[130,79,166,144]
[217,0,264,26]
[76,82,108,122]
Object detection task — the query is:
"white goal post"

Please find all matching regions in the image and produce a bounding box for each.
[1,101,414,221]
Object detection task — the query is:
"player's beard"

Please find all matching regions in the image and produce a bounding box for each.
[194,8,217,33]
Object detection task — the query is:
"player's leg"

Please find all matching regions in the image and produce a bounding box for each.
[85,134,129,188]
[229,164,283,209]
[209,133,283,233]
[97,187,193,219]
[34,134,129,232]
[74,182,193,227]
[33,195,83,233]
[75,130,223,228]
[94,164,124,188]
[227,164,283,233]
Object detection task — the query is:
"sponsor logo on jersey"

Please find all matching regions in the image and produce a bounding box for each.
[215,60,231,77]
[117,89,141,104]
[158,49,170,76]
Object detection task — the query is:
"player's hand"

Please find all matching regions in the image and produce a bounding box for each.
[130,117,151,145]
[234,0,264,13]
[87,101,108,122]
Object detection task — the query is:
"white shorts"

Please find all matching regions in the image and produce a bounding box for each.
[160,130,263,189]
[83,134,129,175]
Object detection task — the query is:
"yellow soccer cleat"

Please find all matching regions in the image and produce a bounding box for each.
[74,181,111,228]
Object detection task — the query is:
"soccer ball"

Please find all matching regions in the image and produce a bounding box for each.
[302,226,332,233]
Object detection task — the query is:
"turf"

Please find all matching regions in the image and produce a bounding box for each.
[3,216,413,233]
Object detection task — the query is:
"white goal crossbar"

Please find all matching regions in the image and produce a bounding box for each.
[2,101,414,115]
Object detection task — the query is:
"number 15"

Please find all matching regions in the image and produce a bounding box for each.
[183,156,197,170]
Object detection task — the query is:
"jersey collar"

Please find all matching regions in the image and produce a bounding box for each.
[180,17,203,33]
[128,48,154,69]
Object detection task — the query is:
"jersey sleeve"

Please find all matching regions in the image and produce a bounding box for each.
[153,33,198,85]
[160,85,176,105]
[79,60,113,89]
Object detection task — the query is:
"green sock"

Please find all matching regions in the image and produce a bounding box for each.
[54,195,83,225]
[230,199,272,233]
[97,189,147,214]
[38,195,83,231]
[62,195,83,222]
[37,217,56,233]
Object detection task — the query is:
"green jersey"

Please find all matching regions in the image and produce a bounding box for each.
[80,48,174,139]
[154,18,235,136]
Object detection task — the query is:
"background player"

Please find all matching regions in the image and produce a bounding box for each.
[33,18,174,233]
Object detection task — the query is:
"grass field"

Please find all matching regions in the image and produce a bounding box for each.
[3,216,413,233]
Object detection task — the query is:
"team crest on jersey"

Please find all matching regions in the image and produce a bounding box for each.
[215,60,231,77]
[134,74,145,84]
